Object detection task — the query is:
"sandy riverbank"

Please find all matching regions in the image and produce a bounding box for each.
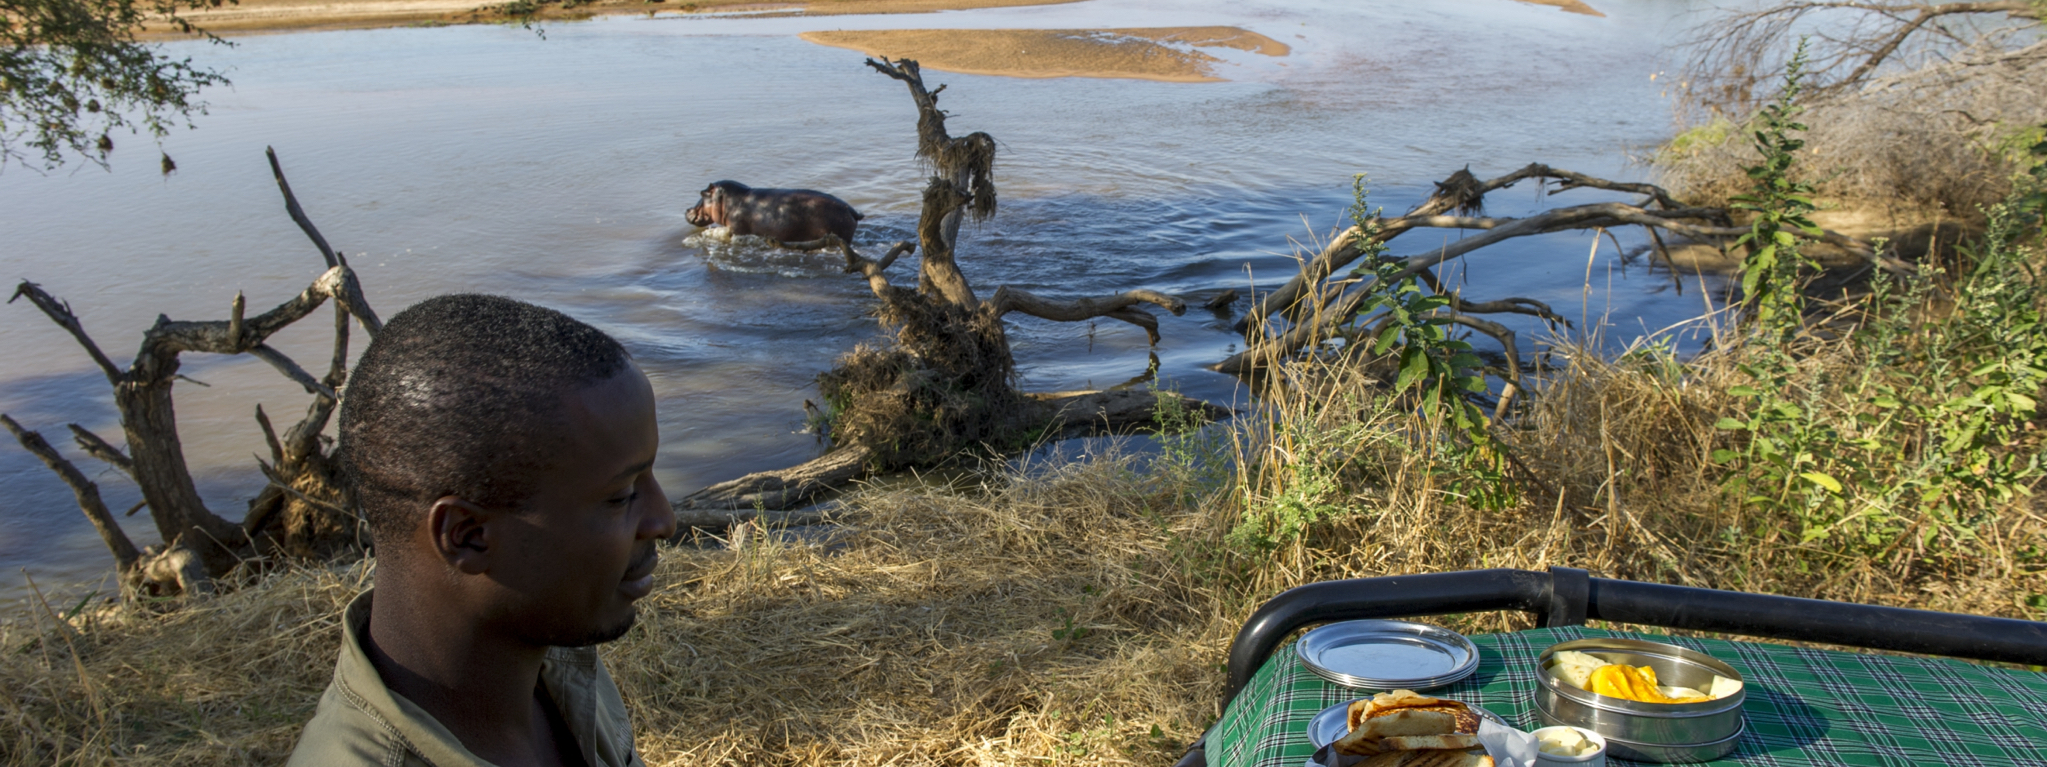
[139,0,1085,37]
[143,0,1601,40]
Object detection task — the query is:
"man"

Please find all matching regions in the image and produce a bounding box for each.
[290,294,675,767]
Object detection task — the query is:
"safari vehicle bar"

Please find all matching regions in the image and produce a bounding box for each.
[1225,567,2047,706]
[1172,567,2047,767]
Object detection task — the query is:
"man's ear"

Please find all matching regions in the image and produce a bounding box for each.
[426,496,494,575]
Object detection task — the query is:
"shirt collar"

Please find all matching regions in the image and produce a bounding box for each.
[335,590,617,767]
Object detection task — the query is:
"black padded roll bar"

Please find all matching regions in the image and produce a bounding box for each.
[1172,567,2047,767]
[1225,566,2047,706]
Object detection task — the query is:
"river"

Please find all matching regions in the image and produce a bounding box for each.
[0,0,1719,602]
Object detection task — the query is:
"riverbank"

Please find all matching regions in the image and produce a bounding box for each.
[138,0,1089,37]
[142,0,1603,39]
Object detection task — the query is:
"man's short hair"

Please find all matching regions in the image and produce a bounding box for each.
[339,294,632,548]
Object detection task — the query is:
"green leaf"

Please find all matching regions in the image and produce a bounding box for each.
[1394,347,1428,393]
[1711,449,1740,463]
[1800,472,1842,494]
[1374,323,1403,354]
[1714,417,1748,431]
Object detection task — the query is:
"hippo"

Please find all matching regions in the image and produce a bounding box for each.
[684,180,864,245]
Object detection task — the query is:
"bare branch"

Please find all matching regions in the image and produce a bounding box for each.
[989,286,1187,346]
[254,405,284,466]
[67,424,133,476]
[1413,269,1570,327]
[131,265,375,383]
[266,146,338,269]
[4,414,140,571]
[675,444,876,514]
[247,344,338,400]
[1028,389,1232,441]
[227,291,246,351]
[281,393,340,466]
[9,282,124,383]
[325,302,349,388]
[1440,314,1524,421]
[1219,166,1888,374]
[1239,164,1701,332]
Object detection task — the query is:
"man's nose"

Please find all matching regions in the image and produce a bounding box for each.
[642,478,677,541]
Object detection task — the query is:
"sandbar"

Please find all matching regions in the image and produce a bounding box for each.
[800,27,1291,83]
[1518,0,1603,16]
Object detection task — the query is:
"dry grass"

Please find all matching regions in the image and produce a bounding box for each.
[5,335,2042,767]
[1,458,1234,766]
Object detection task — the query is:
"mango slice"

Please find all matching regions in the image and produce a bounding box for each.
[1587,664,1714,704]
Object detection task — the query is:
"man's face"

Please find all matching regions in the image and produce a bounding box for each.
[480,366,675,647]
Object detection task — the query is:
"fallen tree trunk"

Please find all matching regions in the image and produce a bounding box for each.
[674,389,1230,517]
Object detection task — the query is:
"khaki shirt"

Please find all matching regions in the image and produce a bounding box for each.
[287,591,645,767]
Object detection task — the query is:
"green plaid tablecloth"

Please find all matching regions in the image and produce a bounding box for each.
[1207,626,2047,767]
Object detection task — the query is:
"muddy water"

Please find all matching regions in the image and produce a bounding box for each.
[0,0,1717,600]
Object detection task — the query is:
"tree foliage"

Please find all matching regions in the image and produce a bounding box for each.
[1,0,230,169]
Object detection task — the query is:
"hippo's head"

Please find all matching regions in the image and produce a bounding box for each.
[685,180,749,228]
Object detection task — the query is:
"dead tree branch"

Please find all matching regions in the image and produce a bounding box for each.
[247,344,338,400]
[1440,314,1525,420]
[1237,163,1708,334]
[3,415,141,576]
[988,286,1187,345]
[1029,389,1233,441]
[1220,164,1884,375]
[67,424,133,476]
[675,444,877,514]
[6,149,381,589]
[267,145,339,269]
[7,284,122,382]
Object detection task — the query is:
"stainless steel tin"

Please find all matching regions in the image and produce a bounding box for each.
[1307,699,1511,749]
[1295,620,1480,690]
[1540,716,1747,764]
[1533,639,1747,764]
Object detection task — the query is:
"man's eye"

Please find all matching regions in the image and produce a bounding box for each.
[609,491,639,506]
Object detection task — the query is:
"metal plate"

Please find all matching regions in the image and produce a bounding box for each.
[1307,700,1511,748]
[1295,620,1480,689]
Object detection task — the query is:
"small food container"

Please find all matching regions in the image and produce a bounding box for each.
[1534,638,1747,764]
[1532,725,1607,767]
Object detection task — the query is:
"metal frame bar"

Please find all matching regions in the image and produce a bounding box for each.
[1173,567,2047,767]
